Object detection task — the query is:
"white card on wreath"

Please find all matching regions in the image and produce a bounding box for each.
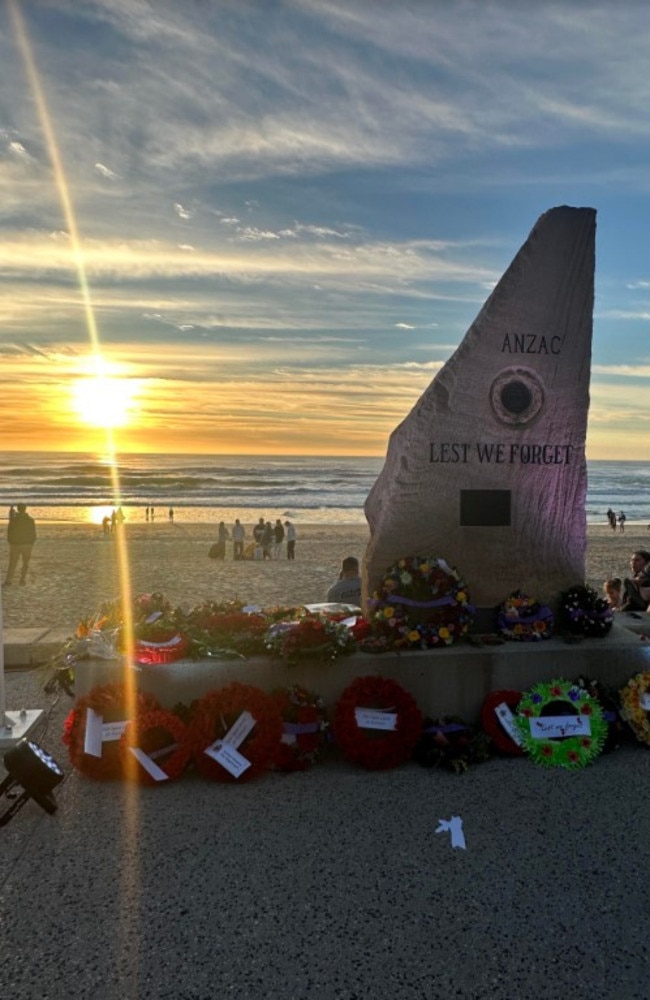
[223,710,256,749]
[129,746,169,781]
[84,707,103,757]
[102,720,129,742]
[205,742,251,778]
[640,692,650,711]
[529,716,591,739]
[354,707,398,731]
[495,702,525,747]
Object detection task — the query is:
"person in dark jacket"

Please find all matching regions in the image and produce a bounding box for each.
[4,503,36,585]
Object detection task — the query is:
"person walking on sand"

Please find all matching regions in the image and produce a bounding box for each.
[169,507,174,523]
[4,503,36,586]
[618,511,627,533]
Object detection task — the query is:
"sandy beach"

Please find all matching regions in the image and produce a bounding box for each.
[1,519,647,634]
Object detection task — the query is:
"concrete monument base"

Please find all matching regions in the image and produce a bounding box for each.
[74,622,650,722]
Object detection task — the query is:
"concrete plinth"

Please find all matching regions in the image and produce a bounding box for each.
[74,622,650,721]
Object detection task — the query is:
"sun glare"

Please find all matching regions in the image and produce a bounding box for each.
[72,373,138,429]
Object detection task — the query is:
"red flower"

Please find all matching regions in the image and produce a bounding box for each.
[568,750,579,763]
[550,686,563,697]
[541,744,554,757]
[580,737,592,749]
[580,704,592,716]
[521,707,533,717]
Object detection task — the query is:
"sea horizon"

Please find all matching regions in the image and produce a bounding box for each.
[0,451,648,527]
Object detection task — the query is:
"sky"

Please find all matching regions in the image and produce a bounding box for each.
[1,0,650,458]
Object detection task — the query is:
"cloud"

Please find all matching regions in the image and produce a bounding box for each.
[94,162,119,180]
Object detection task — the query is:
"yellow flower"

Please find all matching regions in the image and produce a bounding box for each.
[408,630,420,643]
[383,606,394,619]
[456,591,467,603]
[419,563,430,574]
[439,627,450,640]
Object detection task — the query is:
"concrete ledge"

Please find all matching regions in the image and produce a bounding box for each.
[73,622,650,720]
[3,627,71,669]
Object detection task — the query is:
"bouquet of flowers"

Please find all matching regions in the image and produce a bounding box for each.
[557,585,613,638]
[265,612,357,665]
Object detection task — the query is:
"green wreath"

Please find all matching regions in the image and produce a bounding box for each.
[515,678,607,769]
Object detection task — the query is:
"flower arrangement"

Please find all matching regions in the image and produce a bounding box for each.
[413,717,491,773]
[496,590,554,641]
[557,584,613,638]
[63,683,161,780]
[119,707,192,784]
[514,679,607,769]
[619,672,650,746]
[333,675,422,770]
[271,685,329,771]
[181,601,269,658]
[480,690,525,756]
[573,675,629,752]
[265,612,356,665]
[189,682,283,782]
[368,556,474,649]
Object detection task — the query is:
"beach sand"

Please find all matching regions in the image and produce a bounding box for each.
[1,520,647,633]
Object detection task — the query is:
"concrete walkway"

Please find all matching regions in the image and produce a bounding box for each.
[1,665,650,1000]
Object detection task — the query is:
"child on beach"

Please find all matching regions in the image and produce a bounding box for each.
[603,577,623,610]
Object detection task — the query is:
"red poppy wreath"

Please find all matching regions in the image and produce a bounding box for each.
[190,682,283,782]
[63,683,160,780]
[271,685,329,772]
[480,690,525,756]
[119,707,192,784]
[333,675,422,770]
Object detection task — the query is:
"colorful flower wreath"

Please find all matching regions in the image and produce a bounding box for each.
[181,601,269,658]
[63,683,161,780]
[333,675,422,770]
[573,675,630,752]
[619,672,650,746]
[369,556,474,649]
[515,679,607,769]
[480,690,525,756]
[496,590,554,641]
[265,613,356,665]
[119,707,192,783]
[413,717,491,773]
[189,682,283,782]
[271,685,329,771]
[557,585,613,638]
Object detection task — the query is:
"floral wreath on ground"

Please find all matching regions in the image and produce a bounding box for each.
[413,716,491,773]
[189,682,283,782]
[271,685,329,771]
[480,690,525,756]
[265,612,357,665]
[63,683,161,780]
[496,590,554,641]
[619,672,650,746]
[119,707,193,784]
[557,584,613,639]
[333,675,422,770]
[514,679,607,769]
[368,556,474,649]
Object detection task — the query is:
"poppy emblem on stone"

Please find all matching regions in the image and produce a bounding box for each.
[489,366,545,426]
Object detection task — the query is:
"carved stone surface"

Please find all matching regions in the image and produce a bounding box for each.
[364,206,596,610]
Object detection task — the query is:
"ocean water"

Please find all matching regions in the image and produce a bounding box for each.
[0,452,647,527]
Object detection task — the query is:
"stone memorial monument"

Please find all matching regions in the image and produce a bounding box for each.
[363,205,596,615]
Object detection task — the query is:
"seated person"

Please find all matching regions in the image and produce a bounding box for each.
[603,577,623,610]
[621,550,650,611]
[326,556,362,607]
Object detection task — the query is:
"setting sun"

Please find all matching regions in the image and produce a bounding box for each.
[72,373,138,429]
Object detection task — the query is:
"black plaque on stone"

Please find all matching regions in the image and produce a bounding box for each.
[460,489,511,527]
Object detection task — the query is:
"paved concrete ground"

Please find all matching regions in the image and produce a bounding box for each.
[2,667,650,1000]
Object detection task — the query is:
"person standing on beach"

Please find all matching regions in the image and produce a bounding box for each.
[232,519,245,560]
[285,520,296,560]
[262,520,273,560]
[607,508,617,531]
[4,503,36,586]
[618,511,627,532]
[253,517,265,559]
[169,507,174,523]
[273,518,285,558]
